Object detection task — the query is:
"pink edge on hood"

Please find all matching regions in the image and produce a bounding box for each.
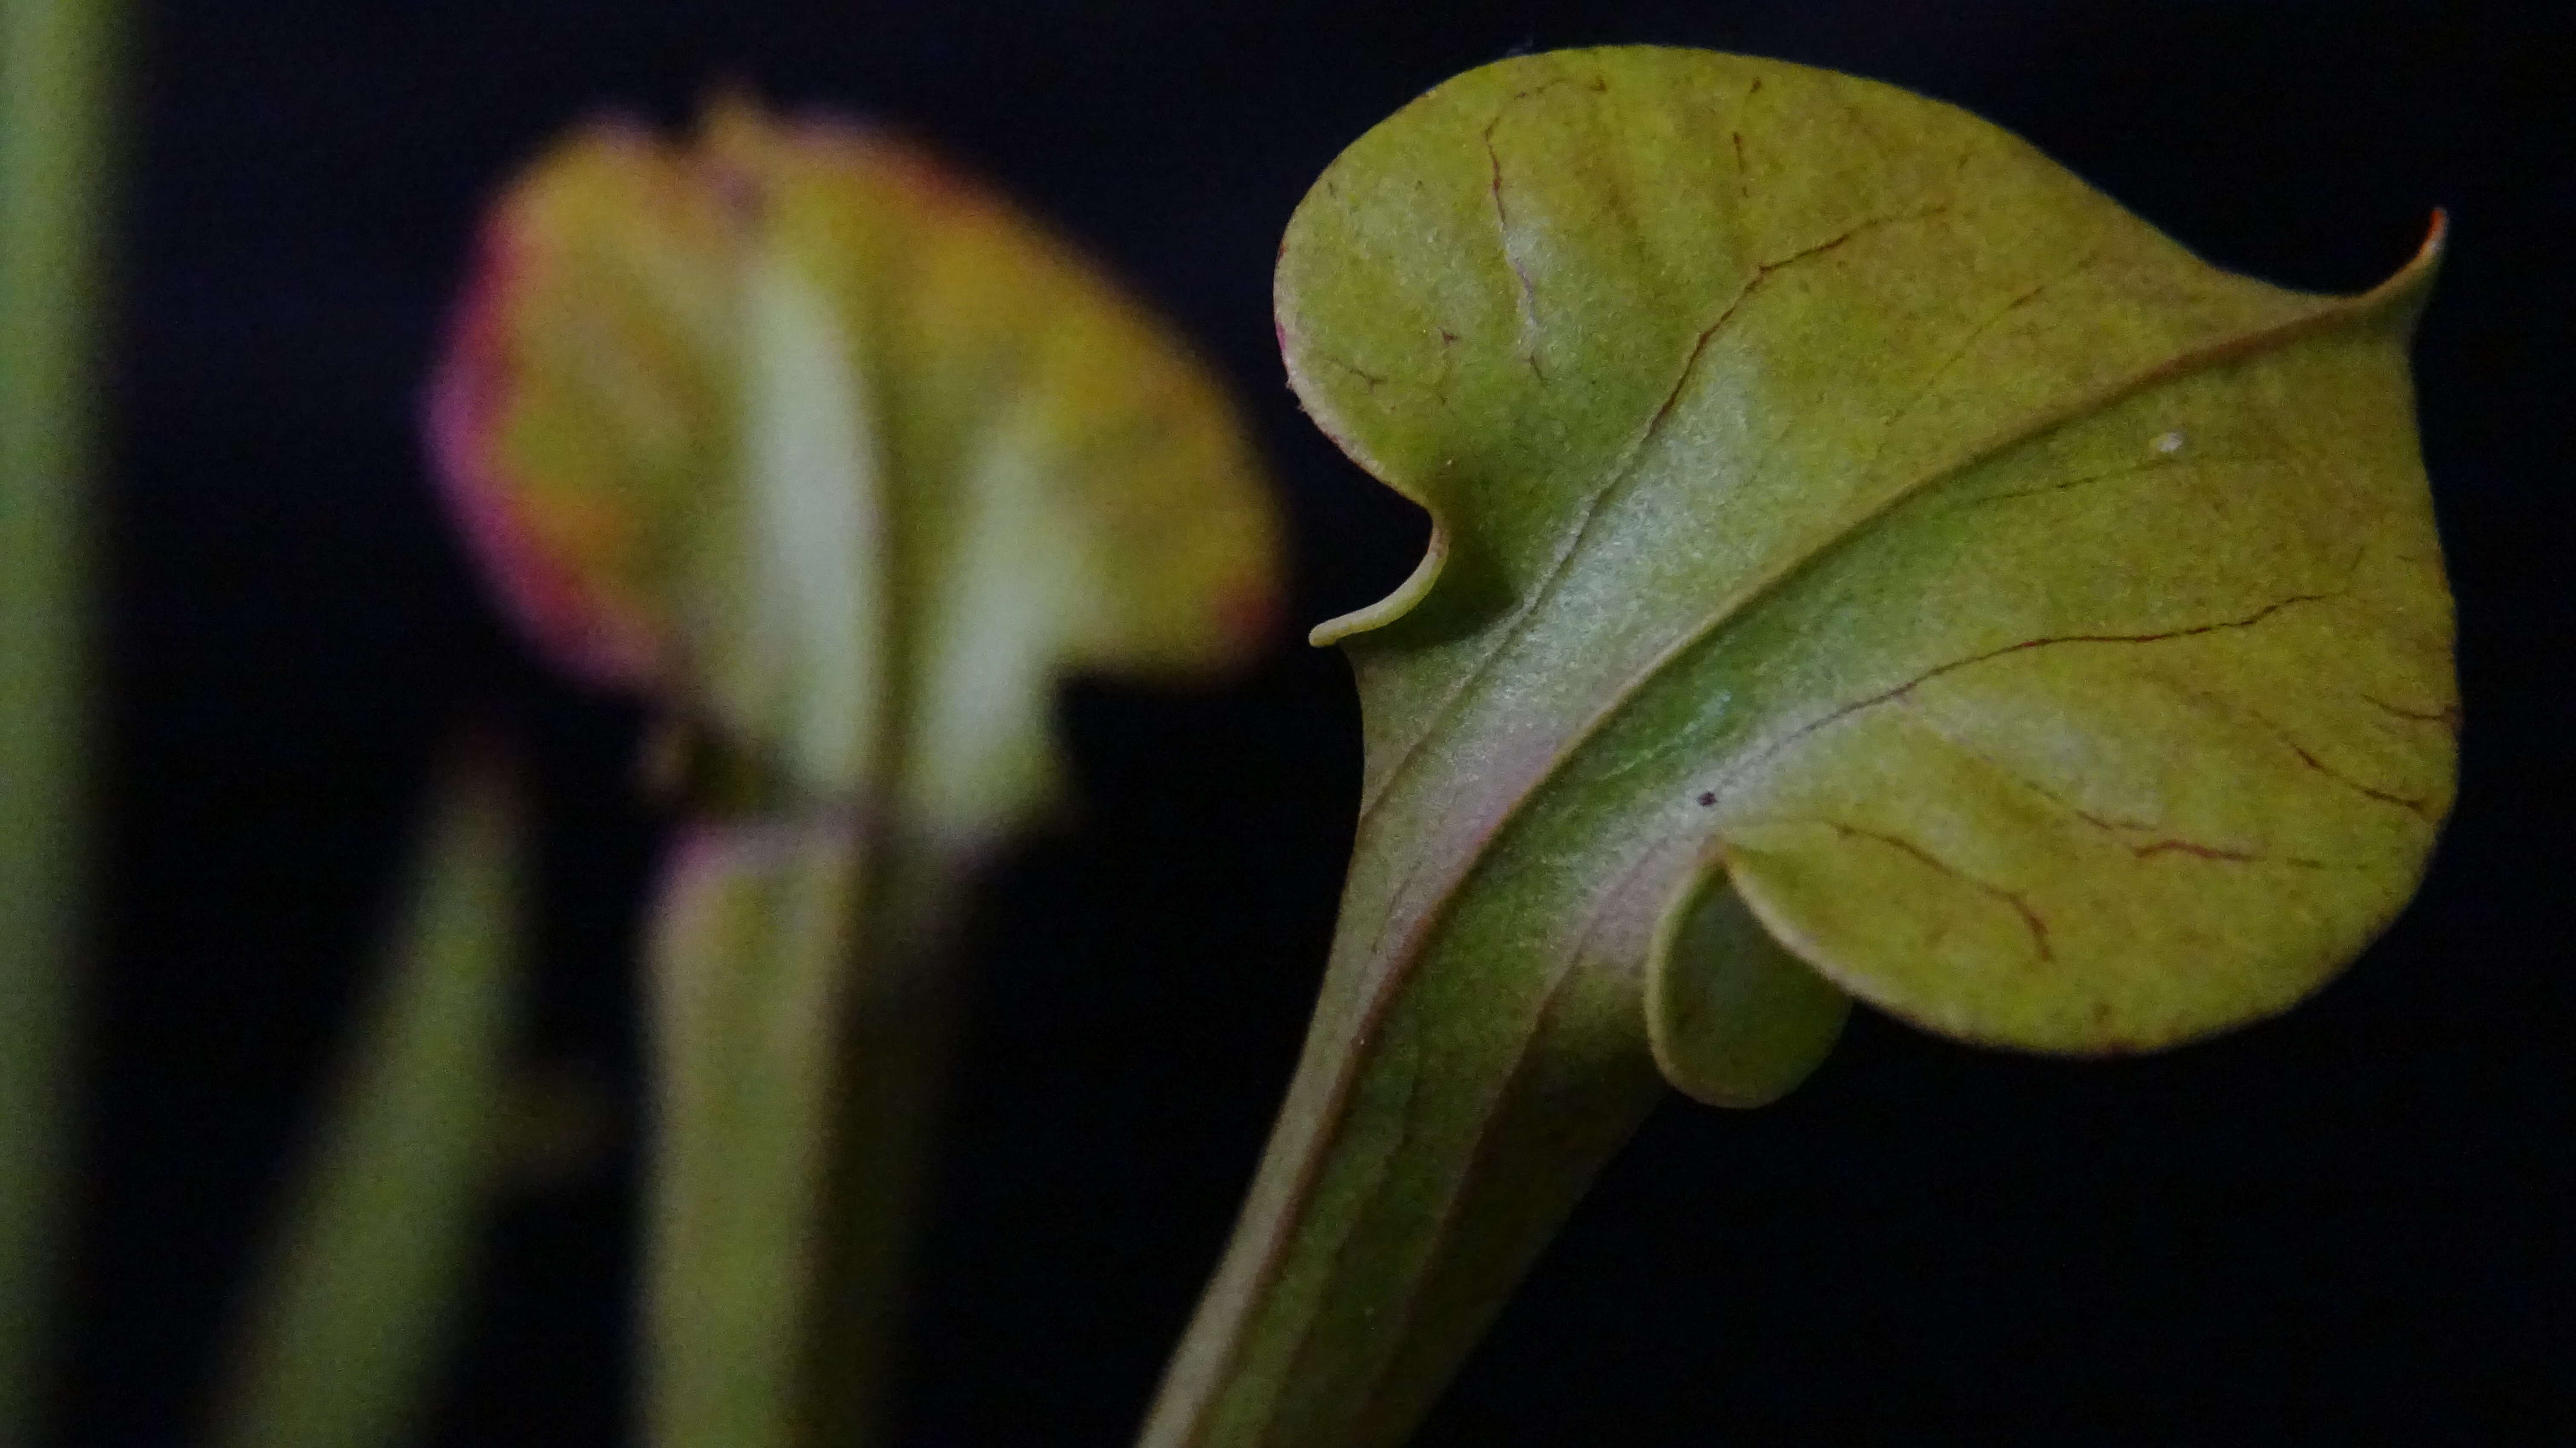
[423,207,670,692]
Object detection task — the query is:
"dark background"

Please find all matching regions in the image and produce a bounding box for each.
[66,2,2570,1444]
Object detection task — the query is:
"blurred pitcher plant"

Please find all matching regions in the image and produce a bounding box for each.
[414,99,1278,1448]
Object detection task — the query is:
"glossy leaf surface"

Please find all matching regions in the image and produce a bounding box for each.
[1147,46,2451,1448]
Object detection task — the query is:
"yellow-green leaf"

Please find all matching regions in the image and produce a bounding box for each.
[1147,46,2452,1448]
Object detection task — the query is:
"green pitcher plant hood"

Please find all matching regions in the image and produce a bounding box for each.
[428,97,1279,837]
[1283,46,2452,1060]
[1144,46,2452,1448]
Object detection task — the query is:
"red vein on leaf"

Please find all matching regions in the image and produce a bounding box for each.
[1644,213,1943,433]
[1863,248,2087,434]
[2359,692,2462,732]
[1705,588,2340,808]
[1481,118,1542,353]
[1305,348,1388,393]
[2245,709,2441,820]
[1961,454,2199,509]
[2156,673,2440,822]
[1821,821,2053,960]
[1358,206,1951,827]
[1905,718,2160,830]
[1906,721,2348,868]
[1816,243,2100,503]
[2134,839,2258,862]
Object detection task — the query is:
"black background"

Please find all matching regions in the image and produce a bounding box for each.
[65,2,2570,1444]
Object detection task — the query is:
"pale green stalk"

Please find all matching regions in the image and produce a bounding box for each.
[641,819,970,1448]
[0,0,117,1436]
[211,755,526,1448]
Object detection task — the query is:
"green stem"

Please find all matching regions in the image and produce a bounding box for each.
[1138,922,1666,1448]
[0,0,116,1435]
[211,752,527,1448]
[800,839,969,1447]
[639,816,969,1448]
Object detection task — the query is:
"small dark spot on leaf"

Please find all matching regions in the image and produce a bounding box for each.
[1696,791,1716,807]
